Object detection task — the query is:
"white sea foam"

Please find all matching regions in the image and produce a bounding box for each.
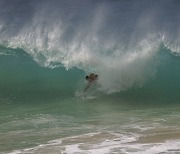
[8,132,180,154]
[0,0,180,94]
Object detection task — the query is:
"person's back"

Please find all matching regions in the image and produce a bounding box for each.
[84,73,98,92]
[87,73,98,82]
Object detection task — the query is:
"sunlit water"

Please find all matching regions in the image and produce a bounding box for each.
[0,0,180,153]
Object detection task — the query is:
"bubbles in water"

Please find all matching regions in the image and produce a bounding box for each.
[0,0,180,93]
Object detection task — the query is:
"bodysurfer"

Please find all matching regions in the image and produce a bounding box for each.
[84,73,98,92]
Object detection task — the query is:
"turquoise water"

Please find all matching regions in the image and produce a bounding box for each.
[1,0,180,153]
[0,46,180,153]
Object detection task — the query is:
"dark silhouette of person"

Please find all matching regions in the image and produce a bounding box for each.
[84,73,98,92]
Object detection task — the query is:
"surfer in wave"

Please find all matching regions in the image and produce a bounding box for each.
[84,73,98,92]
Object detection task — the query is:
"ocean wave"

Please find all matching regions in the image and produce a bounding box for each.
[0,0,180,95]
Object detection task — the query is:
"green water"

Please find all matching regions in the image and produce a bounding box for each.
[0,0,180,153]
[1,95,180,153]
[0,47,180,153]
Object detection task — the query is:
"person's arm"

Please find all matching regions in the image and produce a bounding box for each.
[84,83,91,92]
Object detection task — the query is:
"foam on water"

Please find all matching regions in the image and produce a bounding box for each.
[0,0,180,94]
[8,132,180,154]
[0,1,180,153]
[3,105,180,153]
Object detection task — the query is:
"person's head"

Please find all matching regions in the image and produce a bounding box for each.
[85,76,89,80]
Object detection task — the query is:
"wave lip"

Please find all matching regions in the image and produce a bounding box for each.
[0,0,180,94]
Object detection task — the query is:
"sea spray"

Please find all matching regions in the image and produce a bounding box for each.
[1,1,180,153]
[0,0,180,93]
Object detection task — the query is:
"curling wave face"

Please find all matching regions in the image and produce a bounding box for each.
[0,0,180,93]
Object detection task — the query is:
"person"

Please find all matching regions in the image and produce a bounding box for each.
[84,73,98,92]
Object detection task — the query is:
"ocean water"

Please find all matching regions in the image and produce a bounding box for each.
[0,0,180,153]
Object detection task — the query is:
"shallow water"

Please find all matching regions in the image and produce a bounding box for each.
[0,0,180,153]
[1,96,180,153]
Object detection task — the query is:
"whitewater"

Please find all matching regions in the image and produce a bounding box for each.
[0,0,180,153]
